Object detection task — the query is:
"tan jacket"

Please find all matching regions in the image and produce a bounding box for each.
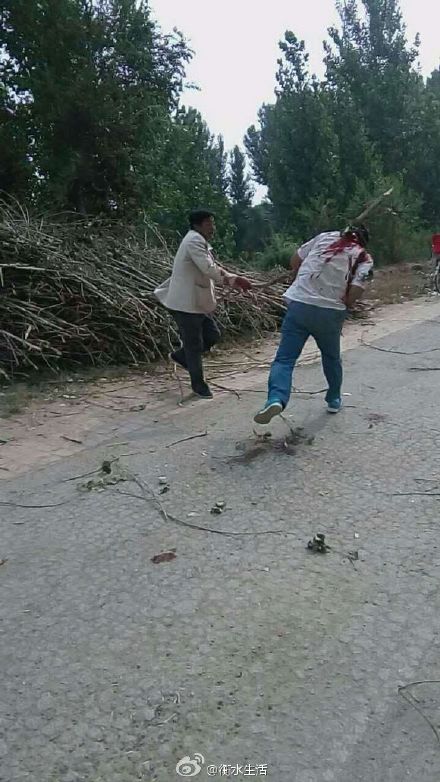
[154,230,232,314]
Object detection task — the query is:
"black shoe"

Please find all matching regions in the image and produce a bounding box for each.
[192,383,213,399]
[170,351,187,371]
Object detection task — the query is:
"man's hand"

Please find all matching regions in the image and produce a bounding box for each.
[343,284,364,308]
[233,275,252,292]
[290,252,303,281]
[227,275,252,292]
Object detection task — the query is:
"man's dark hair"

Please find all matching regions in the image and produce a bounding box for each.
[350,224,370,247]
[189,209,215,229]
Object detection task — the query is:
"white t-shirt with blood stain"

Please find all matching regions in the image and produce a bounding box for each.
[283,231,374,311]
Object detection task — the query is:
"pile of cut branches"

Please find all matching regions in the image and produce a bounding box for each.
[0,204,285,379]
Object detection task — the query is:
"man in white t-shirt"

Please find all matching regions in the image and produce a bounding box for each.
[254,225,373,424]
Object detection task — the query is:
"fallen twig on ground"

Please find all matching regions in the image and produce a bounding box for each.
[398,682,440,744]
[408,367,440,371]
[361,336,440,356]
[2,500,68,509]
[62,456,123,483]
[212,385,263,394]
[62,468,100,483]
[390,491,440,497]
[293,387,327,395]
[210,382,241,398]
[168,363,185,404]
[86,400,146,413]
[98,384,138,394]
[47,409,83,417]
[117,472,296,537]
[191,382,323,398]
[165,431,208,448]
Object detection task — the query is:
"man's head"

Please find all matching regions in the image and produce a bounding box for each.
[189,209,216,241]
[349,224,370,248]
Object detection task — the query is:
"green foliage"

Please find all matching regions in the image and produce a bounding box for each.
[0,76,32,197]
[1,0,439,270]
[0,0,233,248]
[233,203,275,267]
[152,107,233,253]
[246,1,440,264]
[324,0,421,174]
[246,33,343,236]
[1,0,191,215]
[427,66,440,98]
[342,175,426,264]
[229,146,253,206]
[253,232,299,271]
[228,145,254,256]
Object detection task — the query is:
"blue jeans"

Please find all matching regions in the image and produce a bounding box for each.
[268,301,346,408]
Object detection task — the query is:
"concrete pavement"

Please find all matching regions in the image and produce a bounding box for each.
[1,306,440,782]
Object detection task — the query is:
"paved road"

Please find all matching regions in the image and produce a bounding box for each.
[2,311,440,782]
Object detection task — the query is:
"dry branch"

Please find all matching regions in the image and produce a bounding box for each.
[0,205,285,379]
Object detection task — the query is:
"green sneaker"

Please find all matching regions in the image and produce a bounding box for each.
[254,400,283,425]
[327,398,342,414]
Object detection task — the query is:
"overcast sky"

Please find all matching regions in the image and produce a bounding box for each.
[150,0,440,150]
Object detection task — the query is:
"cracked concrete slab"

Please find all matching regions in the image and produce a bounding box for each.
[1,299,440,782]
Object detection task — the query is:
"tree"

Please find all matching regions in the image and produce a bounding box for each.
[229,146,253,208]
[327,90,383,211]
[324,0,421,174]
[342,175,426,263]
[209,135,229,197]
[246,32,342,236]
[246,5,435,265]
[403,80,440,224]
[244,203,274,255]
[324,1,440,224]
[0,0,240,245]
[0,82,32,198]
[152,107,233,252]
[427,66,440,99]
[0,0,191,215]
[228,145,253,255]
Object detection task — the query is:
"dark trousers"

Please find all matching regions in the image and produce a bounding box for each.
[170,310,221,391]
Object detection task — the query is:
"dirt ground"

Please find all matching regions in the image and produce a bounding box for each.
[367,260,430,304]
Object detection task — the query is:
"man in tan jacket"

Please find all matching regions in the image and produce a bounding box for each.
[155,209,252,398]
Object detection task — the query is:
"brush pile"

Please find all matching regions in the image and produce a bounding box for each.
[0,205,286,379]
